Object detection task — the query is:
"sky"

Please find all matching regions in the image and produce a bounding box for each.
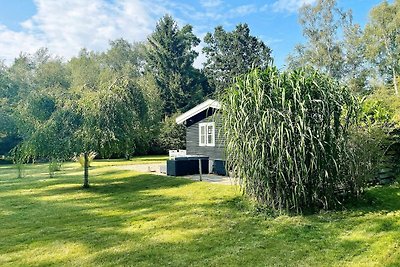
[0,0,384,68]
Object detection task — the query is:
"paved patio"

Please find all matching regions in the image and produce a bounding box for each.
[117,163,234,185]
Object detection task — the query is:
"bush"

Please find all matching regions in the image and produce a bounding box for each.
[220,67,369,213]
[150,115,185,154]
[359,86,400,179]
[48,160,62,178]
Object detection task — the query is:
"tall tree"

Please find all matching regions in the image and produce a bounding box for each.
[146,15,203,115]
[364,0,400,95]
[68,49,101,90]
[101,39,146,78]
[342,22,370,93]
[287,0,355,81]
[203,23,272,92]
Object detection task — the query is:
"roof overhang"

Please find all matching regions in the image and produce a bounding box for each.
[176,99,221,124]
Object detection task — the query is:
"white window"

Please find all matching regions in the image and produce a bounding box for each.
[199,122,215,147]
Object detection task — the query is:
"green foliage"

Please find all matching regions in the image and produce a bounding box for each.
[25,92,56,122]
[48,160,62,178]
[6,44,154,187]
[360,98,393,125]
[287,0,348,78]
[146,15,205,115]
[360,97,394,125]
[155,115,186,153]
[102,39,145,77]
[364,0,400,94]
[287,0,369,92]
[203,23,272,92]
[221,67,367,213]
[0,105,20,155]
[360,86,400,177]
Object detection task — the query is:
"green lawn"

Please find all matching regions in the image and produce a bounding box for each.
[0,157,399,266]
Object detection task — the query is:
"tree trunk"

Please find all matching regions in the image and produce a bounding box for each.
[83,152,89,188]
[393,68,398,95]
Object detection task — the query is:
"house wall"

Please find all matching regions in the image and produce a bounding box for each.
[186,113,225,161]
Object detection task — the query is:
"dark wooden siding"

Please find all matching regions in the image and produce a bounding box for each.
[186,112,225,160]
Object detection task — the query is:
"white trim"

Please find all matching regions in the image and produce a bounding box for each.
[199,123,206,146]
[199,122,215,147]
[176,99,221,124]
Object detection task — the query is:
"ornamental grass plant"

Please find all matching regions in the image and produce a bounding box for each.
[220,67,372,213]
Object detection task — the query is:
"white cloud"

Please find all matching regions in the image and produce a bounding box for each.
[0,24,45,62]
[0,0,164,63]
[272,0,317,13]
[229,4,258,17]
[199,0,223,9]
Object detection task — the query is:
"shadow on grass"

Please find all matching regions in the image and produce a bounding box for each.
[1,163,400,266]
[0,173,198,266]
[84,184,400,266]
[346,186,400,213]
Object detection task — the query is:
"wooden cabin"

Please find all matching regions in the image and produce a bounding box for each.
[175,99,226,174]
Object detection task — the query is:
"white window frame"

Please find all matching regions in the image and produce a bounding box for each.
[199,122,215,147]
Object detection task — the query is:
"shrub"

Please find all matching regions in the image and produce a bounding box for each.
[220,67,369,213]
[359,86,400,179]
[48,160,62,178]
[150,115,186,154]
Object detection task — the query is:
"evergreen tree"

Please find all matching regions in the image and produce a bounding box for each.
[146,15,203,115]
[203,23,272,92]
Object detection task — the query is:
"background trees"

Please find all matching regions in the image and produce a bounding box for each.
[287,0,349,80]
[203,24,272,92]
[288,0,400,95]
[364,0,400,95]
[0,15,279,164]
[146,15,205,115]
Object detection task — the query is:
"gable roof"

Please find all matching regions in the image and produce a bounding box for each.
[176,99,221,124]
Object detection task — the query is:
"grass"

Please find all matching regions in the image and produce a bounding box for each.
[0,157,399,266]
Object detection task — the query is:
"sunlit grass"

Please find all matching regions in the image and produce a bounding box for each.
[0,157,399,266]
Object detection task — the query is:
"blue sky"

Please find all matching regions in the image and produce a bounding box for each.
[0,0,384,68]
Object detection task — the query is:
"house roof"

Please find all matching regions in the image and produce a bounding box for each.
[176,99,221,124]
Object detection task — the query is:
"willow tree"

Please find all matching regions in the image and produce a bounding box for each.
[221,67,367,213]
[17,77,148,188]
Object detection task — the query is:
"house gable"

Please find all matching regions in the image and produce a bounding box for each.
[176,99,225,161]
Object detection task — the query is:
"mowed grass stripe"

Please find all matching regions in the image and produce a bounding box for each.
[0,158,399,266]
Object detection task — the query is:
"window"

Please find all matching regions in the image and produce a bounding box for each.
[199,122,215,147]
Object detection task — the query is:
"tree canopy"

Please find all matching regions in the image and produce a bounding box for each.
[364,0,400,94]
[203,23,272,92]
[146,15,205,115]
